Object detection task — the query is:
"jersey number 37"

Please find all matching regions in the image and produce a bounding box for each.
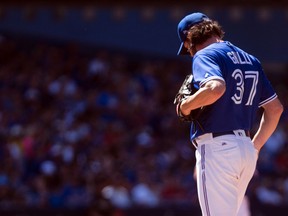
[231,69,259,106]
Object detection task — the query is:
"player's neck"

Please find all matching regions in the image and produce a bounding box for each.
[196,36,222,51]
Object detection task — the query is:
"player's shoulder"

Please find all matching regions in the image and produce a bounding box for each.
[227,42,261,62]
[201,41,261,65]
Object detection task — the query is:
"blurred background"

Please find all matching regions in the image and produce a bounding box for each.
[0,0,287,215]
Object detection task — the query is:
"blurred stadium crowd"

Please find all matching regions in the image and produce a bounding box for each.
[0,34,287,215]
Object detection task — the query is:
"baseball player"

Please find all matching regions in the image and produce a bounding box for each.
[175,12,283,215]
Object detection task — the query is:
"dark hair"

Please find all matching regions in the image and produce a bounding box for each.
[187,19,225,46]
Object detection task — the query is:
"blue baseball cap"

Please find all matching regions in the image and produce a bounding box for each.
[177,12,209,55]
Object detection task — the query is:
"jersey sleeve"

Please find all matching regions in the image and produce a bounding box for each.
[192,54,225,87]
[251,59,277,107]
[258,71,277,107]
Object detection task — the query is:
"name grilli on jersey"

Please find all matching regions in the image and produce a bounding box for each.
[190,41,277,140]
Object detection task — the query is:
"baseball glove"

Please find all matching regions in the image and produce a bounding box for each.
[174,74,204,123]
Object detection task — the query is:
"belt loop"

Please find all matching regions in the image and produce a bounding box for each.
[246,130,250,138]
[192,139,198,149]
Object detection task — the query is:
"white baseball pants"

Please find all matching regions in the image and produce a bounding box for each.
[194,130,258,216]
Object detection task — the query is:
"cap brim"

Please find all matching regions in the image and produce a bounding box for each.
[177,42,189,55]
